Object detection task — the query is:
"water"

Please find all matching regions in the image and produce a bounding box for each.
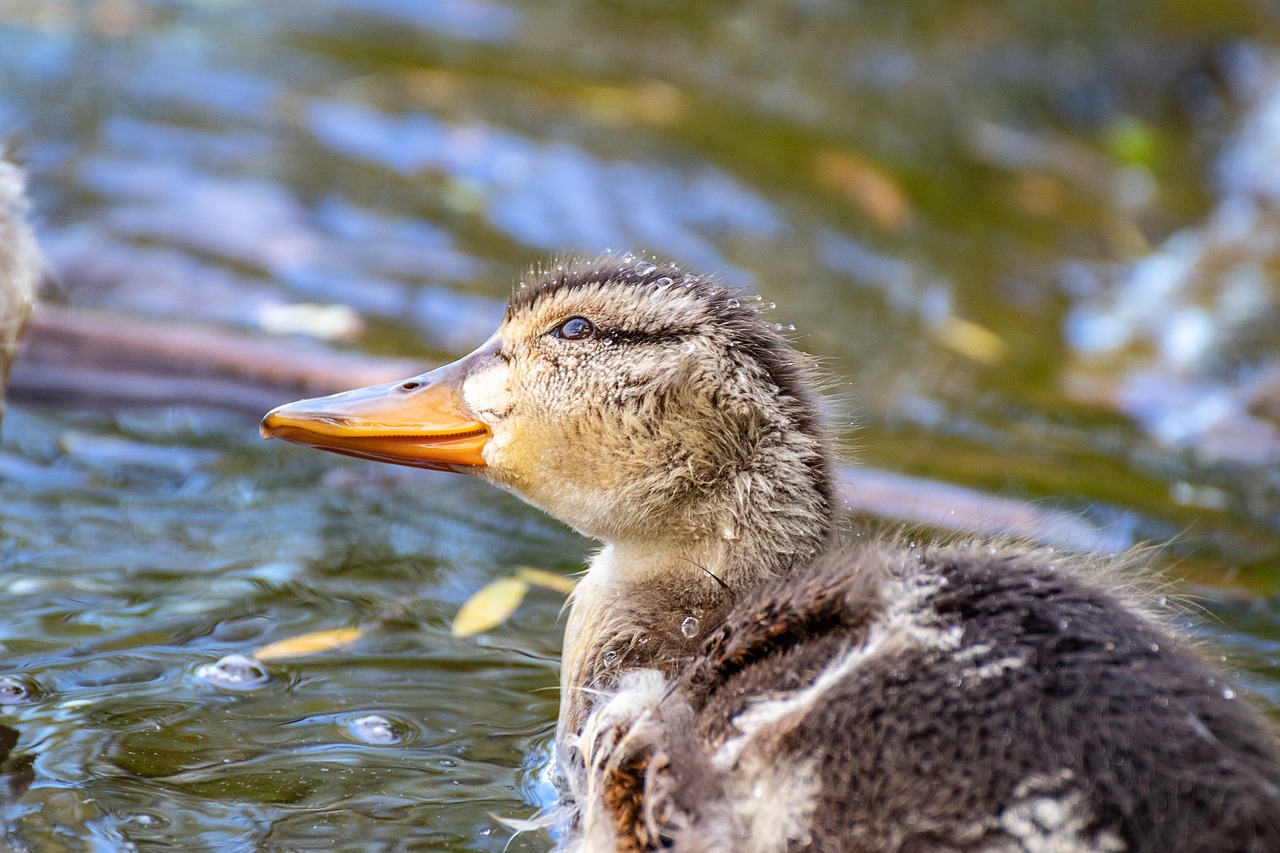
[1,1,1279,849]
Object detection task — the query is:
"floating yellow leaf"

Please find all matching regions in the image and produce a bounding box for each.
[1011,173,1066,218]
[515,567,577,594]
[253,627,364,662]
[452,577,529,638]
[934,316,1008,366]
[633,80,685,127]
[814,150,912,233]
[402,68,464,111]
[574,81,685,128]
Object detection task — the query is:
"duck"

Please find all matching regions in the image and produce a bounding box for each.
[262,254,1280,853]
[0,154,38,422]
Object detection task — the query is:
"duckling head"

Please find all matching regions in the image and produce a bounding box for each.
[264,255,836,583]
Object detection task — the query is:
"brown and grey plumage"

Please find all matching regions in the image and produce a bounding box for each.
[0,154,38,421]
[263,255,1280,852]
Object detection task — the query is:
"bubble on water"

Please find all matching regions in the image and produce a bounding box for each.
[349,714,402,745]
[196,654,269,690]
[0,676,34,705]
[124,811,169,831]
[633,261,657,275]
[680,616,699,638]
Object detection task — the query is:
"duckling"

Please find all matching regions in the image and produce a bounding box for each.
[0,155,38,421]
[263,255,1280,853]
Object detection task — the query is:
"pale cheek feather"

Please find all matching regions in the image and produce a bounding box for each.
[462,358,510,423]
[462,359,522,475]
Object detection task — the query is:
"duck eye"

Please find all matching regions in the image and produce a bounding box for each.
[553,316,595,340]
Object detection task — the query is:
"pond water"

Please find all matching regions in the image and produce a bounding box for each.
[1,1,1279,850]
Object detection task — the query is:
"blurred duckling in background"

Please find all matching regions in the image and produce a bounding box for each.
[0,154,38,423]
[264,255,1280,852]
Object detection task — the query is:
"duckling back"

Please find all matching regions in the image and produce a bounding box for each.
[564,542,1280,853]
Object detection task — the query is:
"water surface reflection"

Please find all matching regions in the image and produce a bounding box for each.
[0,1,1278,849]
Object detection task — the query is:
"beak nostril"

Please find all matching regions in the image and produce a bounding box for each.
[400,381,422,392]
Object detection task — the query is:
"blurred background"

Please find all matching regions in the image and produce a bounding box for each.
[0,0,1279,849]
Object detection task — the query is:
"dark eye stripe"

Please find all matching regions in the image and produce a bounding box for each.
[549,316,697,346]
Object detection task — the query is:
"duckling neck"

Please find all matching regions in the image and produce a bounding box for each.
[559,459,836,736]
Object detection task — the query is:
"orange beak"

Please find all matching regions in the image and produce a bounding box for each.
[260,357,489,472]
